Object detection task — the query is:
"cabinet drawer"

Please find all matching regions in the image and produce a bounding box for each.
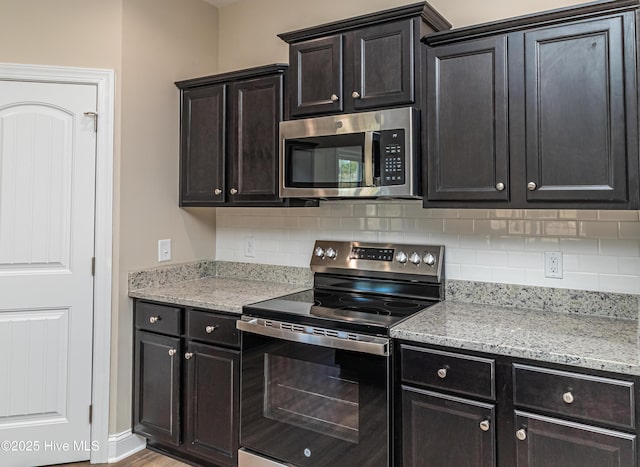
[187,309,239,348]
[136,301,182,335]
[401,345,495,400]
[513,364,635,429]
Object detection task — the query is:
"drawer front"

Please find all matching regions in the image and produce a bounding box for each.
[401,344,495,400]
[187,309,239,348]
[513,364,635,429]
[136,301,182,335]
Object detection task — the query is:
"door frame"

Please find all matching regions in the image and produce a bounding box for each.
[0,62,114,464]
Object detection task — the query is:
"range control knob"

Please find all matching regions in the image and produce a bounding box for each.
[314,247,325,258]
[409,252,422,265]
[423,253,436,267]
[395,251,408,264]
[325,247,337,260]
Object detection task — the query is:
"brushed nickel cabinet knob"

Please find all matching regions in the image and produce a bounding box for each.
[184,352,194,360]
[230,188,238,195]
[527,182,537,191]
[351,91,361,99]
[479,420,490,432]
[168,349,176,357]
[330,94,339,102]
[214,188,222,195]
[516,429,527,441]
[496,182,505,191]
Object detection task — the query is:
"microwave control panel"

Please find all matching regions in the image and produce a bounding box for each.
[380,129,405,185]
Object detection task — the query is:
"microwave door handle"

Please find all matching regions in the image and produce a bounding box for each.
[364,131,375,187]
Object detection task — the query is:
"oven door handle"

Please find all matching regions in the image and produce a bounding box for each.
[236,318,390,357]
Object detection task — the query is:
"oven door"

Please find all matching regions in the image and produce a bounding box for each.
[238,318,391,467]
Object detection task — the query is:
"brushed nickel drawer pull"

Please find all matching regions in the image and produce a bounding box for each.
[149,316,160,324]
[437,368,447,379]
[563,391,574,404]
[205,325,218,334]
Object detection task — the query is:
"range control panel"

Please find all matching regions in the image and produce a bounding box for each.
[310,240,444,282]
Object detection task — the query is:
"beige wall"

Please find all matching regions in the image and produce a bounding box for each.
[0,0,219,435]
[217,0,586,72]
[116,0,218,433]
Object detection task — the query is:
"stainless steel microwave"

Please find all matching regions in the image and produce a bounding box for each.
[279,107,420,199]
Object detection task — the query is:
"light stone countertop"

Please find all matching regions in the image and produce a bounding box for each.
[391,301,640,376]
[129,276,308,314]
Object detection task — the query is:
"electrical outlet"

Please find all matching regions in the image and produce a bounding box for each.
[544,251,563,278]
[244,237,255,258]
[158,239,171,262]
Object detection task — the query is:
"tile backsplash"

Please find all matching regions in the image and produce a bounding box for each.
[215,201,640,295]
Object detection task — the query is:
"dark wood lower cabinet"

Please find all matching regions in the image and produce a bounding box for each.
[402,386,496,467]
[133,300,240,467]
[185,342,240,466]
[514,412,636,467]
[133,331,182,447]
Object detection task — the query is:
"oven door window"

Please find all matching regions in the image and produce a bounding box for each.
[241,334,389,466]
[284,133,365,188]
[264,354,359,443]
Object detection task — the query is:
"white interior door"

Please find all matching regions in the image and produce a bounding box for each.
[0,80,97,466]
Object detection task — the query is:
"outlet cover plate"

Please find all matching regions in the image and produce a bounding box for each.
[544,251,563,279]
[158,239,172,262]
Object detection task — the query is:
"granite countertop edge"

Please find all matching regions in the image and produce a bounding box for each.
[391,301,640,377]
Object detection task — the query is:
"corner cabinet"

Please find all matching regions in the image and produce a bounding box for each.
[423,0,640,209]
[176,65,316,207]
[396,340,639,467]
[279,2,451,118]
[133,300,240,467]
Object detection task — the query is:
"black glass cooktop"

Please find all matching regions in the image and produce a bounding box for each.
[243,289,438,336]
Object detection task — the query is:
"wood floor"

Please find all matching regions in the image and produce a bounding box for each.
[52,449,191,467]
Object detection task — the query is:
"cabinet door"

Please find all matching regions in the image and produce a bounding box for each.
[229,75,285,205]
[133,331,181,446]
[289,35,343,117]
[185,342,240,467]
[351,19,415,110]
[522,14,637,203]
[425,36,509,202]
[515,412,636,467]
[402,386,496,467]
[180,85,226,206]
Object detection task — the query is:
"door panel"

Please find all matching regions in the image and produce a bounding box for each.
[352,19,414,110]
[0,80,96,466]
[426,35,509,202]
[515,412,636,467]
[185,342,239,466]
[180,85,226,205]
[290,35,343,117]
[402,386,496,467]
[229,75,285,205]
[524,15,635,202]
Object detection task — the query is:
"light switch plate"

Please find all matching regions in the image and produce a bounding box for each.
[158,239,171,262]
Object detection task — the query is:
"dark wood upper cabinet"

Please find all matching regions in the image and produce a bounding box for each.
[423,0,640,209]
[352,20,415,110]
[289,35,343,116]
[522,15,634,203]
[176,65,316,207]
[426,35,509,202]
[280,2,451,118]
[229,75,283,205]
[180,85,226,206]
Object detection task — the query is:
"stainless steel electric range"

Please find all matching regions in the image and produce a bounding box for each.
[237,240,445,467]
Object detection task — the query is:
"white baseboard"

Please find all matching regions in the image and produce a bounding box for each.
[107,430,146,463]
